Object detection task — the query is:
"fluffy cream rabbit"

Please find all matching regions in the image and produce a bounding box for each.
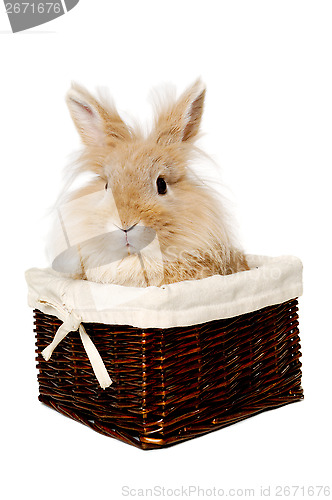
[51,79,249,287]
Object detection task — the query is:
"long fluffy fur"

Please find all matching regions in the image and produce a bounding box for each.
[50,80,248,287]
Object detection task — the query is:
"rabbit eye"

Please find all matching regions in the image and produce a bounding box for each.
[157,176,167,195]
[105,182,108,190]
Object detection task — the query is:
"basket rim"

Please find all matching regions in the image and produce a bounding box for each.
[26,254,303,330]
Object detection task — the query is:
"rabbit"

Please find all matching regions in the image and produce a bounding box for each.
[50,79,249,287]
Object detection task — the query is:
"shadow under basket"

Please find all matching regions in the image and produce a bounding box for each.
[34,298,303,450]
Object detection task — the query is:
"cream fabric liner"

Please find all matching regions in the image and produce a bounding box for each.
[25,254,303,389]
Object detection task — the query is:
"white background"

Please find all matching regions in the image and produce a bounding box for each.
[1,1,331,499]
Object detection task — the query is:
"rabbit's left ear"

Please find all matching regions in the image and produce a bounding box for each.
[153,79,206,145]
[66,83,131,147]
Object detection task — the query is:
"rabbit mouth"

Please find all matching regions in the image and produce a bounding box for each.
[52,225,159,273]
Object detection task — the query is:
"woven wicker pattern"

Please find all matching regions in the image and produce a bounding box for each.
[34,299,303,449]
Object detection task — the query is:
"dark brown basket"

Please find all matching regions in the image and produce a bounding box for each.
[34,298,303,449]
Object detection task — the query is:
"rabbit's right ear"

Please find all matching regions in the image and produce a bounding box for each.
[152,79,206,145]
[66,83,131,147]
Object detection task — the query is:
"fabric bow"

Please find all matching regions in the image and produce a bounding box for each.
[39,301,112,390]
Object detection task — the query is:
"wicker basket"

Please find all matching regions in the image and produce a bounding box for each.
[27,255,303,449]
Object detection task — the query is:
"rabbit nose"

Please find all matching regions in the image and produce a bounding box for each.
[117,223,138,233]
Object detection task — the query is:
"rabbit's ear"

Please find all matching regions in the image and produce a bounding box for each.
[66,83,130,147]
[153,79,206,145]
